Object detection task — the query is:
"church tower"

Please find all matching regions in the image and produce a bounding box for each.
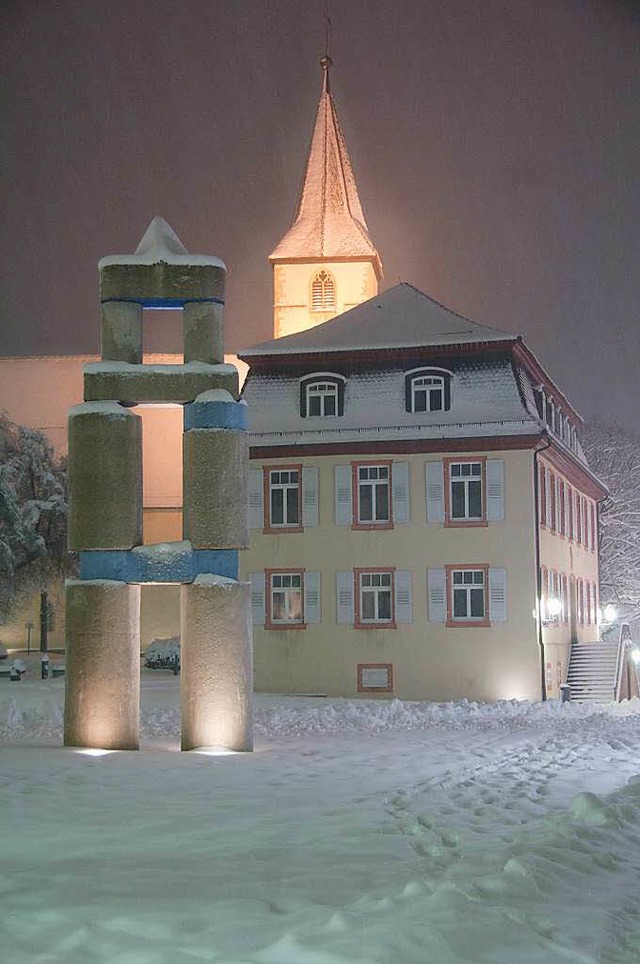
[269,57,383,339]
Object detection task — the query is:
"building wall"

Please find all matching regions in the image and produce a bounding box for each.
[536,454,601,695]
[273,261,379,339]
[240,448,542,702]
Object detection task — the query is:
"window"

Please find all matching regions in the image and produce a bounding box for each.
[311,270,336,311]
[265,466,301,530]
[269,571,303,625]
[337,569,412,626]
[427,458,502,525]
[449,461,483,521]
[356,463,391,525]
[575,492,582,545]
[300,373,345,417]
[250,570,320,627]
[357,570,394,625]
[405,368,452,413]
[429,566,505,624]
[448,567,487,624]
[308,380,337,416]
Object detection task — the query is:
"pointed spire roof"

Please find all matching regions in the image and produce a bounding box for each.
[270,58,382,278]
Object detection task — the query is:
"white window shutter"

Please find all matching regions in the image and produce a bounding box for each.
[486,459,505,522]
[426,461,445,523]
[489,568,508,622]
[334,465,353,526]
[392,462,410,524]
[395,570,413,623]
[336,571,354,624]
[247,469,264,529]
[304,571,321,624]
[427,568,446,622]
[302,467,319,528]
[248,572,265,625]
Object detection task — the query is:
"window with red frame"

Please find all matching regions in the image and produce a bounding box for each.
[267,571,304,626]
[265,467,301,529]
[448,461,484,521]
[357,570,394,624]
[356,464,390,525]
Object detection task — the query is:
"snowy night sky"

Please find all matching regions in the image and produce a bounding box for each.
[2,0,639,431]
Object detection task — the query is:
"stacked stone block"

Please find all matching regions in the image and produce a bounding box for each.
[64,217,253,752]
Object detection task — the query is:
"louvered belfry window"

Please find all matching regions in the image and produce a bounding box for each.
[311,270,336,311]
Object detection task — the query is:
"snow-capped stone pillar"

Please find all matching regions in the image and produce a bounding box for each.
[183,391,249,549]
[68,402,143,550]
[181,575,253,751]
[64,579,141,750]
[101,301,143,363]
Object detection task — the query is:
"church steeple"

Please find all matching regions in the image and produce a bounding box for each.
[269,58,382,339]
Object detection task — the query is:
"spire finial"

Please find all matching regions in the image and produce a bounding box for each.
[320,2,332,91]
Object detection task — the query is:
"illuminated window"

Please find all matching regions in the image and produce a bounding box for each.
[269,571,303,625]
[311,270,336,311]
[405,369,452,413]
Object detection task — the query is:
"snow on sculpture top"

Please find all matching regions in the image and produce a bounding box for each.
[99,217,226,269]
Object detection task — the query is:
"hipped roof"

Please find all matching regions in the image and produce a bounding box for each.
[241,283,516,357]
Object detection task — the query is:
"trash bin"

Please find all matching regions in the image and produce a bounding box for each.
[559,683,571,703]
[41,654,50,680]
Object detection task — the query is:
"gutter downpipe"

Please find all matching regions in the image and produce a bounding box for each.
[533,433,552,701]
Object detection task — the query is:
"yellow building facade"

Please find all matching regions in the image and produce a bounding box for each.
[239,282,605,702]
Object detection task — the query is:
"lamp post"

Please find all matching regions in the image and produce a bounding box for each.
[25,621,34,654]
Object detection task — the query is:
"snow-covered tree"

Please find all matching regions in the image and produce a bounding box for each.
[0,415,68,620]
[581,421,640,624]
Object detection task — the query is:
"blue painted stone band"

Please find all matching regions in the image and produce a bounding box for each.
[184,400,247,431]
[79,545,239,583]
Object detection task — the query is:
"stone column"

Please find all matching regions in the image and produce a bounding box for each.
[181,575,253,751]
[68,402,143,550]
[101,301,143,363]
[64,579,141,750]
[183,301,224,364]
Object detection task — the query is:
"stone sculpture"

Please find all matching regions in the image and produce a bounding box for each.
[63,218,253,751]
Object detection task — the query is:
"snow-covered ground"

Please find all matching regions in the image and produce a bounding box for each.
[1,672,640,963]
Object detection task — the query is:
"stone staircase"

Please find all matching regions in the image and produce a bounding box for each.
[566,641,621,702]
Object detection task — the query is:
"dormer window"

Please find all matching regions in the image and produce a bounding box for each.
[405,368,452,413]
[311,270,336,312]
[300,373,346,417]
